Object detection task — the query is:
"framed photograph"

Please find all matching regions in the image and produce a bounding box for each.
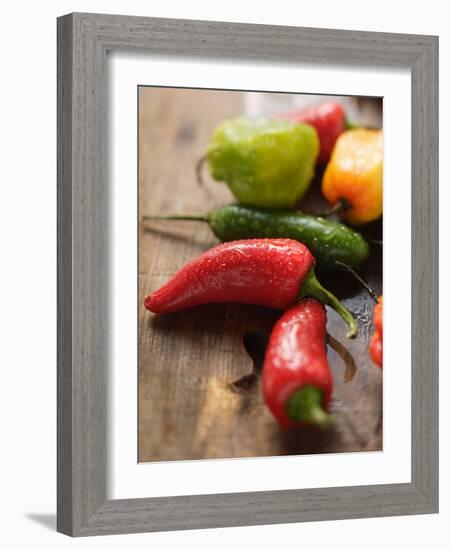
[57,13,438,536]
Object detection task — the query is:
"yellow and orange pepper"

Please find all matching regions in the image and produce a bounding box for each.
[322,129,383,225]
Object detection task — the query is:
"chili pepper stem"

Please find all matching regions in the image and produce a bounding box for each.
[326,332,357,382]
[367,238,383,246]
[195,155,207,186]
[316,198,351,218]
[300,267,358,338]
[334,261,378,303]
[344,119,380,131]
[344,118,361,130]
[286,386,334,429]
[142,214,210,223]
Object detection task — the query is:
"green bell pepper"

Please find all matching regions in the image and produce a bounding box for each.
[205,117,320,208]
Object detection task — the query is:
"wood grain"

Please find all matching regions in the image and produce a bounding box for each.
[138,87,383,462]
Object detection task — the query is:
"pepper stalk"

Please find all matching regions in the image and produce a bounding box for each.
[300,267,358,339]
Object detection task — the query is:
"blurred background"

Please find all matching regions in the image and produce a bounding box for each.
[244,91,381,126]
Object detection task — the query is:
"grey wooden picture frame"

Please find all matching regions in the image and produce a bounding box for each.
[57,12,438,537]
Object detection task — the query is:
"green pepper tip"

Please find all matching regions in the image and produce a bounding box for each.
[286,386,334,429]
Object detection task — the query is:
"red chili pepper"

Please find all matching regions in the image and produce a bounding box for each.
[370,296,383,368]
[145,239,357,338]
[277,102,345,164]
[262,299,333,429]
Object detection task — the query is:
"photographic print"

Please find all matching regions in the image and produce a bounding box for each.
[138,87,383,463]
[57,15,439,535]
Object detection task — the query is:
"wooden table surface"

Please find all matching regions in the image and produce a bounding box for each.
[138,87,383,463]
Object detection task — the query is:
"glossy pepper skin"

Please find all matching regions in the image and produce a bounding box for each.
[370,296,383,368]
[143,205,370,270]
[278,102,345,164]
[145,239,314,313]
[322,129,383,225]
[206,117,320,208]
[208,205,369,270]
[145,238,358,338]
[262,299,332,429]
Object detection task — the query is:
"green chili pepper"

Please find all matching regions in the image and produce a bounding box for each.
[143,204,370,270]
[204,117,320,208]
